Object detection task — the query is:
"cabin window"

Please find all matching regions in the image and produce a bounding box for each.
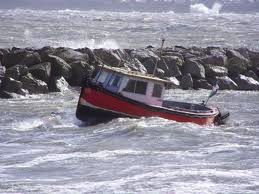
[97,71,108,83]
[152,84,163,98]
[123,79,135,93]
[109,75,121,87]
[123,79,147,95]
[135,81,147,95]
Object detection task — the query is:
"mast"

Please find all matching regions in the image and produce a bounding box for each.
[153,38,165,76]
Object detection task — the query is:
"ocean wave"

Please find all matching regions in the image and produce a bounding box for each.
[190,3,223,14]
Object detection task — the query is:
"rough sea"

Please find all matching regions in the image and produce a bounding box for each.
[0,3,259,194]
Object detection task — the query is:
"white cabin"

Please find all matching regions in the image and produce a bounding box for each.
[93,66,170,107]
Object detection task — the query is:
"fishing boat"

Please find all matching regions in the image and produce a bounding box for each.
[76,64,229,125]
[76,39,229,125]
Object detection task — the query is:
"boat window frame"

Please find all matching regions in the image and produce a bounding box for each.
[123,79,148,95]
[96,71,109,84]
[108,74,122,88]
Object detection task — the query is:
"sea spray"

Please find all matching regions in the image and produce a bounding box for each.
[190,2,223,14]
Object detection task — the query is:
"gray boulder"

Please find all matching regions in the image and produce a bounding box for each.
[213,76,238,90]
[202,48,228,66]
[232,74,259,91]
[168,77,180,89]
[48,76,69,92]
[69,61,94,86]
[0,51,3,62]
[1,77,23,93]
[245,70,259,81]
[47,55,72,79]
[155,68,165,79]
[20,52,41,67]
[227,57,249,75]
[94,49,122,67]
[29,62,52,83]
[2,50,41,68]
[226,49,250,63]
[204,64,228,77]
[5,65,28,80]
[226,49,251,75]
[76,47,97,63]
[142,58,157,74]
[180,73,193,90]
[125,58,147,74]
[131,49,159,64]
[161,56,182,77]
[0,90,17,99]
[53,48,89,63]
[38,46,56,62]
[0,63,5,86]
[21,73,48,94]
[183,59,205,79]
[193,79,212,90]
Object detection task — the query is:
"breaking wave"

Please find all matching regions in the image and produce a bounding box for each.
[190,3,223,14]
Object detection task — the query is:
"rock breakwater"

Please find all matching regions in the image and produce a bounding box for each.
[0,46,259,98]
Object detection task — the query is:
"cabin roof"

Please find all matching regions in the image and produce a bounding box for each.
[98,65,171,84]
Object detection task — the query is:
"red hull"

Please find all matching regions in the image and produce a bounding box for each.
[77,86,220,125]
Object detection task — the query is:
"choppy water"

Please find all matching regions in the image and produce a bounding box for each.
[0,89,258,194]
[0,9,259,50]
[0,7,259,194]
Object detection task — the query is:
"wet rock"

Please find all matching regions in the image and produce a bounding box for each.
[226,49,250,63]
[94,49,122,67]
[76,47,97,63]
[199,53,228,67]
[2,49,41,68]
[212,76,238,90]
[226,49,251,75]
[21,73,48,94]
[20,52,41,67]
[53,48,89,64]
[48,76,69,92]
[0,90,16,99]
[183,59,205,79]
[161,56,183,77]
[0,63,5,85]
[0,48,9,55]
[204,64,228,77]
[29,62,52,83]
[167,77,180,89]
[142,58,157,74]
[227,57,249,75]
[193,79,213,90]
[5,65,28,80]
[38,46,56,62]
[180,73,193,90]
[232,74,259,91]
[202,48,228,66]
[244,70,259,81]
[0,51,3,62]
[130,49,159,64]
[155,68,165,78]
[69,61,94,86]
[1,77,23,93]
[47,55,72,80]
[125,58,147,74]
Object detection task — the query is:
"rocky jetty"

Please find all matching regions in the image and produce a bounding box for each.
[0,46,259,98]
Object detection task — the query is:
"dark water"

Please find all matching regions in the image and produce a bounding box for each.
[0,89,258,193]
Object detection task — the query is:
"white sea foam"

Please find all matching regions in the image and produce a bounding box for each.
[190,3,223,14]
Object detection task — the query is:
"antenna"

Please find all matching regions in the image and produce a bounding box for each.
[153,38,165,76]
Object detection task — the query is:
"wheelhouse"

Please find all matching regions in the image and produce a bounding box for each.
[93,66,169,106]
